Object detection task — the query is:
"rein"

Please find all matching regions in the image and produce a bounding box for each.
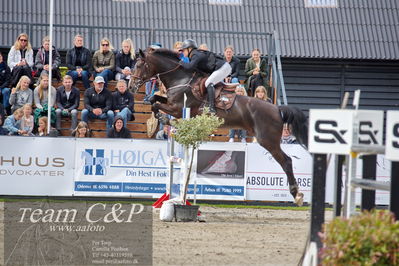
[166,72,196,91]
[132,59,181,85]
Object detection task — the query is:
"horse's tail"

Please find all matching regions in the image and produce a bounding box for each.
[278,105,308,148]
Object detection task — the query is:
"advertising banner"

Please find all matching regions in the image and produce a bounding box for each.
[74,138,169,197]
[0,136,75,196]
[246,144,314,203]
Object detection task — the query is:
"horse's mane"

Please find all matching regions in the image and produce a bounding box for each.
[151,49,180,62]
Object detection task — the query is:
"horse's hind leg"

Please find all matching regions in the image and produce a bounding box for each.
[259,140,304,206]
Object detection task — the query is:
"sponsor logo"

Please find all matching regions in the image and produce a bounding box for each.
[81,149,109,176]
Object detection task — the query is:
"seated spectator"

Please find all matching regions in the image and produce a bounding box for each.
[34,36,61,81]
[107,115,131,138]
[154,82,169,129]
[173,41,189,63]
[56,75,80,130]
[3,108,24,135]
[20,103,34,136]
[0,52,11,114]
[0,103,5,127]
[33,73,56,126]
[229,85,247,143]
[112,80,134,127]
[9,75,33,113]
[0,114,8,135]
[36,116,51,136]
[224,45,240,84]
[281,124,298,144]
[72,121,92,138]
[245,48,267,96]
[66,34,92,89]
[155,124,170,140]
[7,33,34,87]
[148,42,162,52]
[254,85,272,103]
[92,38,115,87]
[81,76,114,129]
[198,43,209,51]
[115,39,136,82]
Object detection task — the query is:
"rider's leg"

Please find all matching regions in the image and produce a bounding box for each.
[205,63,232,113]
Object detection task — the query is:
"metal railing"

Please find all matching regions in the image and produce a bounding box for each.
[1,21,288,104]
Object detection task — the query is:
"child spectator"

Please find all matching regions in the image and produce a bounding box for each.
[224,45,240,83]
[254,85,271,103]
[107,116,131,138]
[72,121,92,138]
[0,52,11,114]
[66,34,92,89]
[112,80,134,127]
[3,108,24,135]
[55,75,80,130]
[81,76,114,129]
[229,85,247,143]
[9,75,33,113]
[245,48,267,96]
[92,38,115,87]
[7,33,34,87]
[20,103,34,136]
[34,36,61,81]
[115,39,136,82]
[36,116,58,137]
[281,124,298,144]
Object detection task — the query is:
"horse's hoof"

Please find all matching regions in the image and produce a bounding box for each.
[295,192,304,207]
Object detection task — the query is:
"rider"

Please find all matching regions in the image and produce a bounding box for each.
[179,39,231,113]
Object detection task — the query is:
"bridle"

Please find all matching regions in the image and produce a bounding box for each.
[131,58,182,90]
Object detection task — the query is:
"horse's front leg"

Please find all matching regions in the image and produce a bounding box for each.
[152,102,182,123]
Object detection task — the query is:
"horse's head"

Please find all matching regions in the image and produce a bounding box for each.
[129,49,155,93]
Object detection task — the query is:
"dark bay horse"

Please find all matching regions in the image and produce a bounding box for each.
[130,49,308,206]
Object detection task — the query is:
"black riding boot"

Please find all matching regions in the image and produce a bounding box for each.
[206,83,216,114]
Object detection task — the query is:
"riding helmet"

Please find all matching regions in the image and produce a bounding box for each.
[181,39,198,49]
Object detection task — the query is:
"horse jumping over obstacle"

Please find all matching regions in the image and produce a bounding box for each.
[129,49,308,206]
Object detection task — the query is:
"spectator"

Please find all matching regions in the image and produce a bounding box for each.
[9,75,33,113]
[0,103,5,127]
[92,38,115,87]
[173,41,189,63]
[107,115,131,138]
[36,116,58,136]
[72,121,92,138]
[229,85,247,143]
[0,114,8,135]
[254,85,271,103]
[33,73,56,126]
[7,33,34,87]
[115,39,136,82]
[20,103,34,136]
[55,75,80,130]
[81,76,114,129]
[155,124,170,140]
[281,124,298,144]
[0,52,11,115]
[245,48,267,96]
[148,42,162,52]
[154,81,169,129]
[34,36,62,81]
[144,78,159,104]
[198,43,209,51]
[224,45,240,84]
[112,79,134,127]
[34,72,56,109]
[3,108,24,135]
[66,34,92,89]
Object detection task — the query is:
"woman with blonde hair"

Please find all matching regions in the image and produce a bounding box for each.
[71,121,92,138]
[7,33,34,86]
[254,85,271,103]
[9,75,33,112]
[33,72,56,127]
[92,38,115,87]
[36,116,58,136]
[115,38,136,81]
[245,48,268,96]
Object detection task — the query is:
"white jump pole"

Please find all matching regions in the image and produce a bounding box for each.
[47,0,54,134]
[180,93,190,203]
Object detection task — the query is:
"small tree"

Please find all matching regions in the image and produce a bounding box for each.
[171,110,224,202]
